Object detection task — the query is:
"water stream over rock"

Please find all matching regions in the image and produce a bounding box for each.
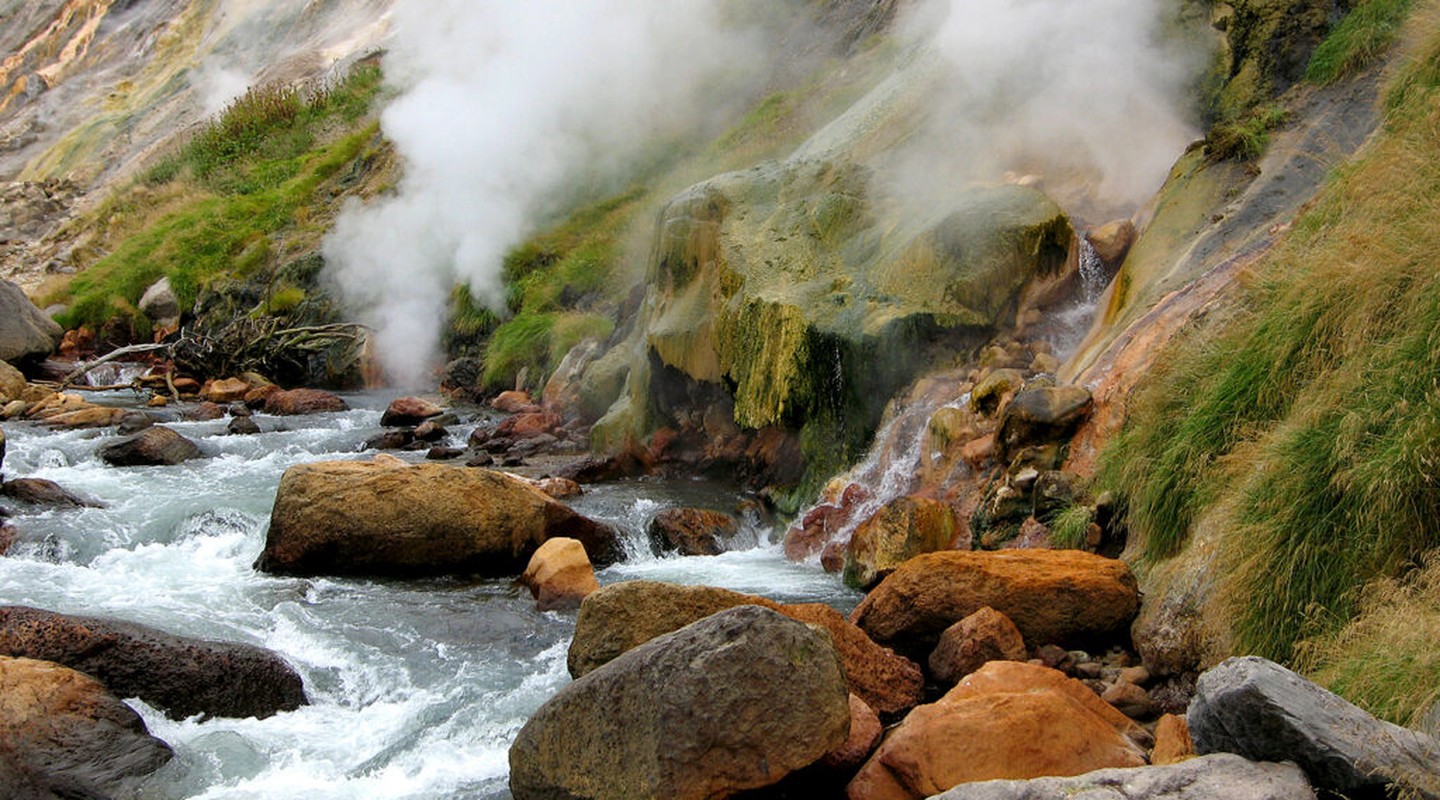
[0,392,856,799]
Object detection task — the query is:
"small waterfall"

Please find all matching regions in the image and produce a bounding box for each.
[1078,237,1108,302]
[84,361,151,387]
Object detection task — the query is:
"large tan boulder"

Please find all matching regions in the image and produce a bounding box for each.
[510,606,850,800]
[519,538,599,611]
[256,459,620,577]
[849,549,1139,658]
[0,606,306,721]
[262,388,348,415]
[200,377,251,404]
[847,662,1147,800]
[844,495,962,589]
[569,580,924,716]
[0,656,172,798]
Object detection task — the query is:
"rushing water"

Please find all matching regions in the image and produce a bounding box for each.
[0,391,857,799]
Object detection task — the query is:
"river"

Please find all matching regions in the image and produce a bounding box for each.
[0,391,858,799]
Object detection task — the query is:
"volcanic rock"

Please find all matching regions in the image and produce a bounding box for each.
[0,606,306,720]
[256,459,620,577]
[380,396,444,427]
[927,606,1028,685]
[0,656,172,798]
[0,280,62,363]
[519,537,599,611]
[568,580,924,716]
[509,606,850,800]
[844,495,961,590]
[98,426,201,466]
[849,549,1139,659]
[262,388,348,415]
[995,385,1093,462]
[646,507,740,556]
[928,753,1313,800]
[0,478,99,509]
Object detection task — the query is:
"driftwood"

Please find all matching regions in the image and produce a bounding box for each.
[58,343,171,390]
[171,319,368,387]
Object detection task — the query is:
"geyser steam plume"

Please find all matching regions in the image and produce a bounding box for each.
[323,1,770,388]
[891,0,1204,218]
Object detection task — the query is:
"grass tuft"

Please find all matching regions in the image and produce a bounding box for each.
[1307,0,1415,85]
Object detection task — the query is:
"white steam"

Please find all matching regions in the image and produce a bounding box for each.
[891,0,1203,218]
[323,1,769,388]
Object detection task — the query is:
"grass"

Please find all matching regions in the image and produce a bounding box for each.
[478,311,614,393]
[46,62,386,331]
[1098,1,1440,665]
[1048,504,1094,550]
[1296,552,1440,726]
[1307,0,1416,85]
[1204,103,1290,162]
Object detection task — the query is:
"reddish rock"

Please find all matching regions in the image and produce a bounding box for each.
[0,524,15,555]
[647,507,740,556]
[183,401,225,421]
[243,384,280,408]
[381,396,444,427]
[413,419,448,441]
[171,377,201,395]
[960,433,995,468]
[0,656,172,797]
[520,538,599,611]
[497,411,561,439]
[823,694,883,770]
[492,390,539,414]
[784,503,840,560]
[1151,713,1195,765]
[849,549,1139,659]
[1087,218,1137,265]
[58,326,96,358]
[847,662,1147,800]
[927,606,1028,685]
[1,478,100,508]
[1102,680,1156,719]
[263,388,349,415]
[532,476,583,499]
[40,405,126,430]
[98,426,201,466]
[821,541,847,573]
[569,580,924,716]
[845,495,961,590]
[201,377,251,403]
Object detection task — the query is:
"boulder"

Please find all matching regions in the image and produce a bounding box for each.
[98,426,201,466]
[825,694,883,770]
[510,606,850,800]
[0,280,62,363]
[137,277,180,325]
[927,753,1313,800]
[182,401,225,421]
[927,606,1028,685]
[948,661,1151,745]
[0,360,25,403]
[995,386,1092,462]
[519,537,599,611]
[115,411,156,435]
[848,662,1147,799]
[41,405,126,430]
[0,478,99,509]
[646,507,739,556]
[849,549,1139,659]
[227,416,261,435]
[0,523,14,555]
[1188,656,1440,799]
[256,459,620,577]
[496,411,560,439]
[0,656,172,798]
[531,476,582,499]
[491,390,537,413]
[844,495,961,590]
[0,606,305,720]
[1151,713,1195,765]
[380,396,444,427]
[1087,219,1138,265]
[569,580,924,716]
[262,388,349,415]
[200,377,251,403]
[541,339,603,420]
[971,368,1025,416]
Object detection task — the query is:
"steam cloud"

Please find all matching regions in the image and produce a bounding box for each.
[891,0,1204,219]
[325,0,1204,387]
[323,1,770,388]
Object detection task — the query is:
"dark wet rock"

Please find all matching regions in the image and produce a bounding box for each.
[227,416,261,436]
[257,459,621,577]
[0,606,306,721]
[262,388,348,416]
[115,410,157,435]
[98,426,201,466]
[0,523,14,555]
[995,385,1092,462]
[427,446,464,461]
[646,507,739,556]
[380,396,444,427]
[363,430,414,450]
[0,656,173,799]
[510,606,849,800]
[464,452,495,468]
[413,420,447,442]
[182,401,226,421]
[0,478,101,508]
[1189,656,1440,799]
[929,753,1313,800]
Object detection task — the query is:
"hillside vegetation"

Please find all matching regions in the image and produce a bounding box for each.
[1099,0,1440,724]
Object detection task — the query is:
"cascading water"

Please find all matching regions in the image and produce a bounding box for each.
[0,393,856,799]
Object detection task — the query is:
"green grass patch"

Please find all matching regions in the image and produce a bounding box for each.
[52,63,385,331]
[1098,3,1440,665]
[479,311,614,393]
[1048,504,1094,550]
[1307,0,1415,85]
[1204,103,1290,162]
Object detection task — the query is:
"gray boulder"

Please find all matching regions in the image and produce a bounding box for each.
[1189,656,1440,799]
[995,385,1093,462]
[137,277,180,326]
[510,605,851,800]
[98,426,201,466]
[930,753,1313,800]
[0,280,62,363]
